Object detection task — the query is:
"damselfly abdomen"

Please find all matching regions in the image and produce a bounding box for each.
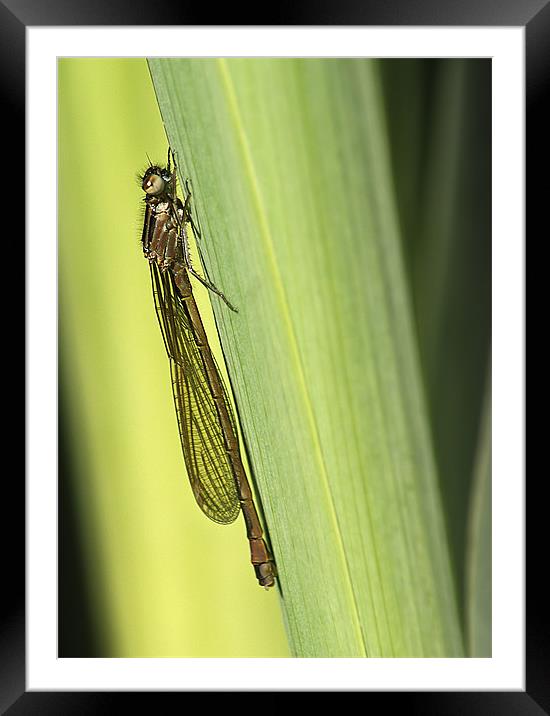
[139,149,276,589]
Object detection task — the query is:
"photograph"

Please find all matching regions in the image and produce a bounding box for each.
[58,57,492,659]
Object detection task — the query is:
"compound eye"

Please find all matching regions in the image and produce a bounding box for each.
[142,173,165,195]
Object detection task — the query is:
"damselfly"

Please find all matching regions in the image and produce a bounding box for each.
[139,149,276,589]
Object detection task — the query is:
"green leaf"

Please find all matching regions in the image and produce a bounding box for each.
[465,368,492,657]
[383,60,492,623]
[149,58,463,657]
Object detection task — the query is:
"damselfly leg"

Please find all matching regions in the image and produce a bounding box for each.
[174,173,238,313]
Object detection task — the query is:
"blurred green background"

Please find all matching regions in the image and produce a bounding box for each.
[58,58,491,657]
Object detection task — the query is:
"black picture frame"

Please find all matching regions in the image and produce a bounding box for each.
[9,0,535,710]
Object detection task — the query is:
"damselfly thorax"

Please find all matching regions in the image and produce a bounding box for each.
[140,164,192,295]
[141,159,236,309]
[143,199,184,266]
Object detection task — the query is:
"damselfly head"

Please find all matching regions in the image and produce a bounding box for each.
[141,165,172,196]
